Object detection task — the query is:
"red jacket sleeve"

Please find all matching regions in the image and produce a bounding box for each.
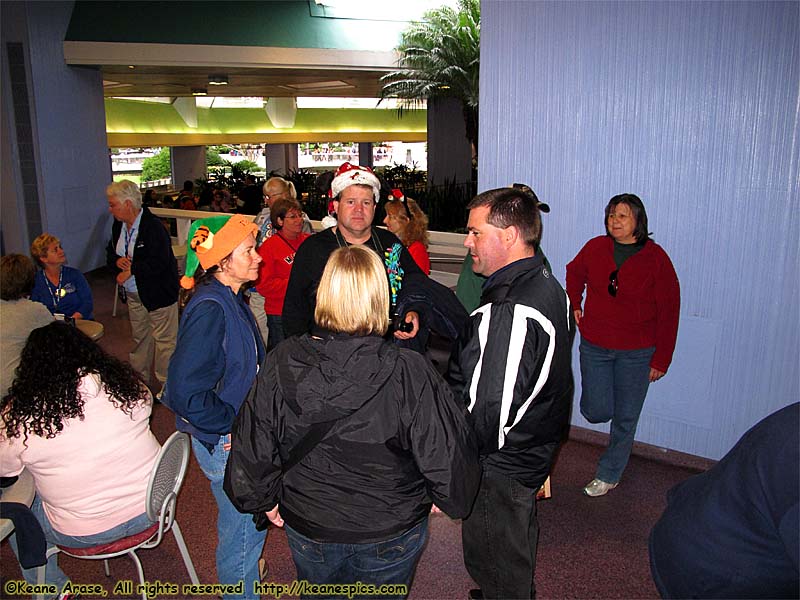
[651,248,681,373]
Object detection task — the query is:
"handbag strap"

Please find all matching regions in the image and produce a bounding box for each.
[281,417,340,473]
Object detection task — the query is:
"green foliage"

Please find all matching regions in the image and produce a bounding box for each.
[140,147,171,182]
[206,149,225,166]
[375,163,427,197]
[380,0,480,161]
[234,160,259,173]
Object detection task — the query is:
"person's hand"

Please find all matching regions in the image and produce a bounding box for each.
[649,368,665,382]
[266,506,284,528]
[116,257,132,271]
[573,309,583,325]
[393,311,419,340]
[116,270,132,285]
[72,312,82,320]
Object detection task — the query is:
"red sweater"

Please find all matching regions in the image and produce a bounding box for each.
[566,236,680,373]
[256,232,310,315]
[407,241,431,275]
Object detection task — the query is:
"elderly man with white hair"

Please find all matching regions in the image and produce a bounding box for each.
[106,179,179,388]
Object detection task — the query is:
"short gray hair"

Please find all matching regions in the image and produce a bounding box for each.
[106,180,142,210]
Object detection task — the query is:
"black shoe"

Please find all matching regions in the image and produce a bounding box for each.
[468,590,483,600]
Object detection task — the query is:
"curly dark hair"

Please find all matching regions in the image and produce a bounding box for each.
[1,322,148,441]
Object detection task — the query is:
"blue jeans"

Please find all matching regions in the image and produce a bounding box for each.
[579,337,655,484]
[192,436,267,600]
[285,518,428,599]
[266,314,284,352]
[9,495,154,593]
[462,465,538,599]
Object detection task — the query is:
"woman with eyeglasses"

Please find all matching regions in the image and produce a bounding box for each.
[382,192,431,275]
[566,193,680,497]
[254,197,311,351]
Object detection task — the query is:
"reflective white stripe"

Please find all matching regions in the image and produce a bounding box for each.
[498,305,556,449]
[564,289,572,330]
[467,304,492,413]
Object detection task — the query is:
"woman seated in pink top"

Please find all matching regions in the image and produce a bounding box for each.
[382,191,431,275]
[255,198,311,351]
[1,322,160,591]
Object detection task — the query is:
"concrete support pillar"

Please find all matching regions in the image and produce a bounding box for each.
[265,143,298,174]
[427,97,472,187]
[1,2,110,271]
[171,146,206,189]
[358,142,374,169]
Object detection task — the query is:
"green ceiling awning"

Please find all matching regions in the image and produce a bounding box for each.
[105,99,427,146]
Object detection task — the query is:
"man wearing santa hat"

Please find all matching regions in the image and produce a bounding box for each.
[282,162,424,340]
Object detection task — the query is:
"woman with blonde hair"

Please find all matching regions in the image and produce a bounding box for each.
[383,192,431,274]
[30,233,93,320]
[225,245,480,597]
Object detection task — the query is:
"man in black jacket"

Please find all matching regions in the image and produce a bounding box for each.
[107,180,179,387]
[447,186,575,600]
[282,162,423,340]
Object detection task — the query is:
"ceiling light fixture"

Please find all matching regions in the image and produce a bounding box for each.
[208,74,229,86]
[191,88,208,96]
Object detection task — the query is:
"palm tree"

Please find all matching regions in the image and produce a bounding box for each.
[380,0,480,165]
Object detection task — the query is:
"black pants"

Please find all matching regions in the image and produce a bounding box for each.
[462,465,539,599]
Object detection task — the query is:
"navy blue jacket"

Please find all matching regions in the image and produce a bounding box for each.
[162,277,265,448]
[108,207,179,312]
[649,402,799,599]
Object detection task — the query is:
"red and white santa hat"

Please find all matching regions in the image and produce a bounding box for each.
[330,162,381,203]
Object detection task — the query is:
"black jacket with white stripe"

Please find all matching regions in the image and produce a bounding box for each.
[447,254,575,490]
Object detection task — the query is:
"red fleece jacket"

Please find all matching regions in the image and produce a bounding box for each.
[566,236,680,373]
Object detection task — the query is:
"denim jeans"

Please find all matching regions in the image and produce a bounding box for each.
[285,518,428,600]
[192,436,267,600]
[579,337,655,484]
[462,464,538,599]
[9,494,154,594]
[266,314,284,352]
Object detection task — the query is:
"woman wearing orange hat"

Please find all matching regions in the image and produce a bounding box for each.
[161,214,266,599]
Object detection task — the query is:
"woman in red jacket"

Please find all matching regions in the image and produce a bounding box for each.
[566,194,680,497]
[255,198,311,350]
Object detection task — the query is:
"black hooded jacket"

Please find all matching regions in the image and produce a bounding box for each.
[447,255,575,490]
[224,330,481,544]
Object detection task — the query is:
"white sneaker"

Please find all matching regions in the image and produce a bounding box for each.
[583,478,618,497]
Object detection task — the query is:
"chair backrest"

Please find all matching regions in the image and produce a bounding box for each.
[145,431,190,522]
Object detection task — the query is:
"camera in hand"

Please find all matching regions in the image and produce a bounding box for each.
[392,312,413,333]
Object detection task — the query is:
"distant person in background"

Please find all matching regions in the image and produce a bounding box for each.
[383,190,431,275]
[0,254,53,397]
[177,180,197,210]
[238,174,262,215]
[254,198,311,351]
[197,187,214,211]
[142,189,157,207]
[107,179,179,390]
[649,402,799,599]
[30,233,94,320]
[249,176,312,345]
[566,193,680,497]
[212,188,234,213]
